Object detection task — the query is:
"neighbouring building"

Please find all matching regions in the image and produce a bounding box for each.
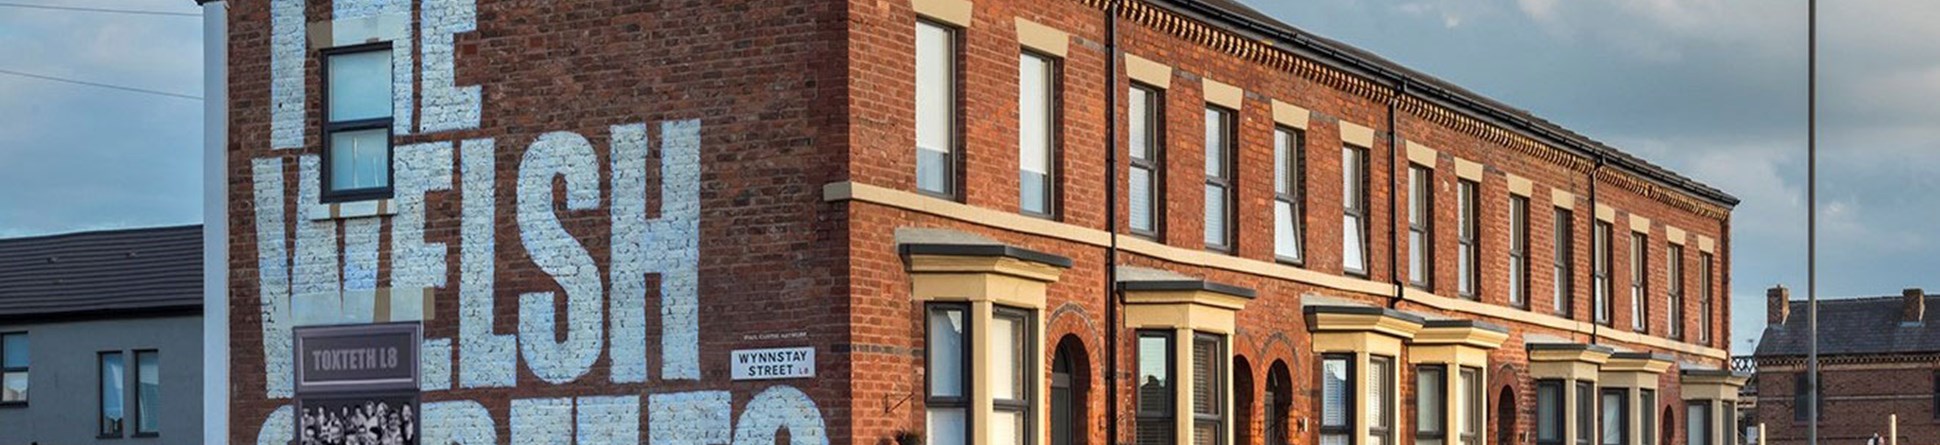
[197,0,1744,444]
[1754,287,1939,445]
[0,225,204,444]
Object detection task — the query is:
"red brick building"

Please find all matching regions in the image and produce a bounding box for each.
[197,0,1744,444]
[1754,288,1940,445]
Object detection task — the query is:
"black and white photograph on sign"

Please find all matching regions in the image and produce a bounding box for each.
[298,394,419,445]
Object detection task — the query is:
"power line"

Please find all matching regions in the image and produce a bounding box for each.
[0,2,199,18]
[0,68,201,101]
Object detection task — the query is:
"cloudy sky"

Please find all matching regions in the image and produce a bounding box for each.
[0,0,1928,354]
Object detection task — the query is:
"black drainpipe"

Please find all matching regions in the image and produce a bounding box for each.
[1588,154,1604,345]
[1387,81,1406,308]
[1103,1,1123,442]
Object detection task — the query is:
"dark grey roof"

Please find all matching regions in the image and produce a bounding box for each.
[1151,0,1739,208]
[0,225,203,320]
[1755,295,1940,357]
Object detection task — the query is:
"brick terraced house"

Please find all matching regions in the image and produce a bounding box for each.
[1754,287,1940,445]
[195,0,1745,444]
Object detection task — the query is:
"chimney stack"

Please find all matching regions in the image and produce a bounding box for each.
[1904,288,1926,324]
[1768,286,1790,325]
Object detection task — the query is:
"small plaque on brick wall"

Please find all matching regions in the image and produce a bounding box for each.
[730,347,815,380]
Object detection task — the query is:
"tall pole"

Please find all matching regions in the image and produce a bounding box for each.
[1807,0,1819,444]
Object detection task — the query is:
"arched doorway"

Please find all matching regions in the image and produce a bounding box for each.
[1496,386,1517,445]
[1234,356,1255,445]
[1265,361,1293,445]
[1051,335,1089,445]
[1660,406,1675,445]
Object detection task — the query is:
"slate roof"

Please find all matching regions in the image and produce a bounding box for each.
[0,225,202,320]
[1754,295,1940,357]
[1149,0,1738,207]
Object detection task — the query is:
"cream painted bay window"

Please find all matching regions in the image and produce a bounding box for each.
[1538,381,1565,445]
[1123,275,1253,445]
[1600,353,1671,445]
[1275,127,1305,263]
[1192,335,1225,445]
[1344,146,1370,275]
[927,304,970,445]
[1018,52,1056,217]
[1528,343,1613,445]
[1139,332,1177,445]
[1321,355,1353,445]
[905,242,1070,445]
[915,20,959,198]
[1459,367,1482,445]
[990,307,1034,445]
[1369,356,1395,445]
[1416,365,1447,445]
[1640,390,1656,445]
[1601,389,1627,445]
[1407,166,1433,289]
[1307,306,1427,445]
[1686,402,1711,445]
[1576,382,1594,445]
[1411,321,1506,445]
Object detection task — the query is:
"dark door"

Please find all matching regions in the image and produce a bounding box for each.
[1498,387,1518,445]
[1051,337,1087,445]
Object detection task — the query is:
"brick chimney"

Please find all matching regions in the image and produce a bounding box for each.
[1768,285,1790,325]
[1904,288,1926,324]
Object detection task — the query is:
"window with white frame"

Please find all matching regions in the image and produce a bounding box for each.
[1600,389,1626,445]
[1593,222,1612,325]
[1344,146,1370,276]
[1699,252,1714,344]
[0,332,25,404]
[1537,380,1565,445]
[323,44,396,202]
[1274,127,1305,263]
[1417,365,1447,445]
[1138,332,1176,445]
[1668,245,1684,340]
[1631,232,1648,332]
[1458,180,1479,299]
[1018,52,1056,218]
[1192,334,1225,445]
[926,304,969,445]
[1204,107,1236,252]
[1370,356,1396,445]
[1408,166,1433,289]
[1460,367,1482,445]
[100,351,125,437]
[1553,209,1574,318]
[915,20,959,198]
[1129,84,1162,237]
[1510,196,1530,308]
[1321,355,1354,445]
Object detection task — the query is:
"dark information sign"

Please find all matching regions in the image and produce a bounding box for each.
[294,322,421,394]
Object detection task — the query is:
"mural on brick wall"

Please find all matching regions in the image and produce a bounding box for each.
[248,0,828,443]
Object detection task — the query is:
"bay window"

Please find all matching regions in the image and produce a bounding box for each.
[1576,381,1595,445]
[323,44,396,202]
[1370,356,1395,445]
[915,20,959,198]
[1321,355,1354,445]
[926,303,1037,445]
[990,308,1033,445]
[1275,127,1305,263]
[1139,332,1176,445]
[1601,389,1627,445]
[1460,367,1482,445]
[1537,381,1564,445]
[1641,390,1656,445]
[1687,402,1711,445]
[1018,52,1057,218]
[1416,365,1447,445]
[1130,85,1163,237]
[1344,146,1369,275]
[926,304,970,445]
[1192,334,1225,445]
[1408,166,1433,289]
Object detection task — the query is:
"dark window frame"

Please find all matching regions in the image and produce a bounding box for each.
[1537,380,1566,445]
[1687,401,1713,445]
[1408,165,1434,290]
[1018,50,1061,220]
[1668,244,1685,340]
[319,41,397,203]
[1510,196,1530,309]
[99,350,126,439]
[1274,126,1306,265]
[1137,330,1178,445]
[993,305,1037,445]
[1575,380,1595,445]
[924,302,973,444]
[1370,355,1396,445]
[1793,372,1823,422]
[1344,145,1371,277]
[1192,332,1226,445]
[133,349,159,437]
[0,331,24,407]
[1699,252,1715,344]
[1641,389,1657,445]
[1417,364,1449,445]
[1593,221,1613,326]
[1320,354,1358,445]
[914,18,964,201]
[1553,208,1575,318]
[1631,232,1649,333]
[1459,366,1483,445]
[1129,83,1165,239]
[1204,106,1238,253]
[1600,388,1628,445]
[1457,179,1480,299]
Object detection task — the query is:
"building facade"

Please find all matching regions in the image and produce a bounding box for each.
[0,226,205,444]
[1754,287,1940,445]
[202,0,1743,444]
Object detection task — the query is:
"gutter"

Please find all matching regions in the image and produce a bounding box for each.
[1388,81,1405,309]
[1590,154,1604,345]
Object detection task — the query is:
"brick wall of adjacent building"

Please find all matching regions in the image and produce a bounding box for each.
[225,0,1734,444]
[1757,363,1939,445]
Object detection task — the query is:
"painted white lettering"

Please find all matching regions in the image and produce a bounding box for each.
[459,138,516,388]
[648,391,731,445]
[516,132,605,384]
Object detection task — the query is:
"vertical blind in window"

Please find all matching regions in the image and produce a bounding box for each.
[990,310,1030,445]
[1018,52,1055,217]
[1537,381,1564,445]
[1511,196,1530,308]
[1601,390,1626,445]
[1275,128,1304,262]
[1343,147,1369,274]
[1553,209,1574,317]
[1139,332,1175,445]
[926,305,967,445]
[1129,85,1161,236]
[1192,335,1223,445]
[1458,180,1479,299]
[1408,166,1432,288]
[1321,356,1352,445]
[1369,356,1394,445]
[1204,107,1235,251]
[915,21,956,197]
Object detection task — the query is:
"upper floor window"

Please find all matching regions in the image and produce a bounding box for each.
[1668,244,1685,339]
[1510,196,1530,308]
[0,332,25,404]
[1139,332,1176,445]
[135,350,159,436]
[1407,165,1433,289]
[100,351,125,437]
[1129,84,1163,237]
[1203,106,1236,252]
[915,20,959,198]
[1593,221,1612,325]
[1699,252,1715,344]
[1018,52,1058,218]
[1457,180,1479,299]
[1274,127,1305,264]
[322,45,395,202]
[1630,232,1648,332]
[1343,146,1370,276]
[1553,209,1574,318]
